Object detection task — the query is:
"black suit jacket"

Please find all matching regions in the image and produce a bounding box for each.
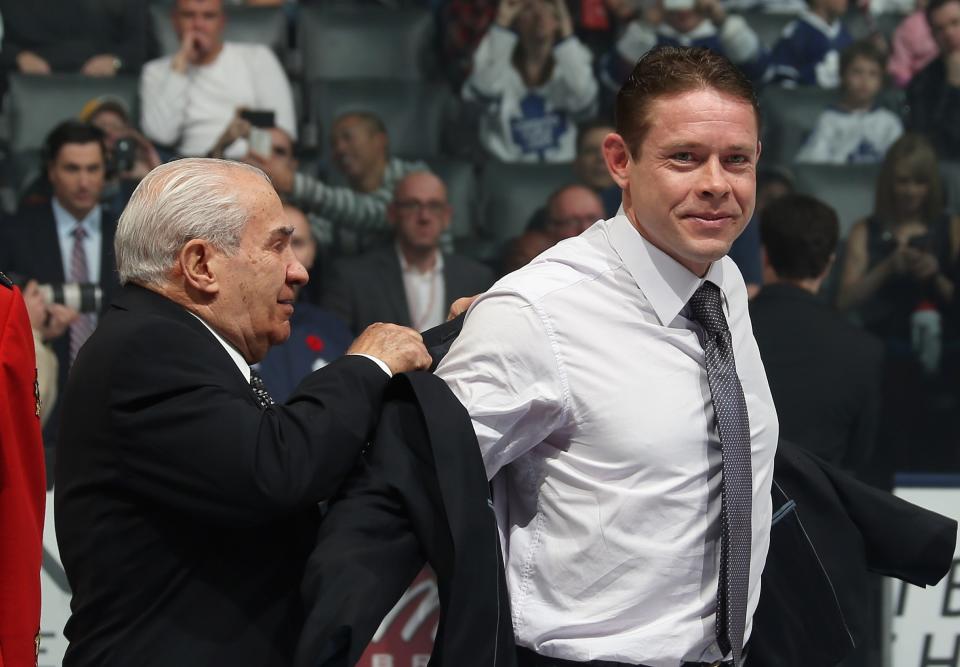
[750,284,884,470]
[322,245,495,335]
[54,284,392,666]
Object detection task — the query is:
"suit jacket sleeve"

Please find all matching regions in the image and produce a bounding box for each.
[96,316,389,526]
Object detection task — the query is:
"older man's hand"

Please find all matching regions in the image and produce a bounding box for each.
[348,323,432,375]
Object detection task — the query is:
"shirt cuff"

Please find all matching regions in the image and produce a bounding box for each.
[349,353,392,377]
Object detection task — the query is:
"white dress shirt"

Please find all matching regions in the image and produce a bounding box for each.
[436,215,778,666]
[397,245,445,332]
[140,42,297,158]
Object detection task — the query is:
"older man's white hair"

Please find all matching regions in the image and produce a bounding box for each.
[115,158,269,286]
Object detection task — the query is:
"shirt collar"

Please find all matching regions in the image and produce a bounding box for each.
[395,243,444,275]
[53,197,102,237]
[606,214,733,326]
[187,311,251,383]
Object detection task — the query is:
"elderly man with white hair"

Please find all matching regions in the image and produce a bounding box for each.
[53,158,431,667]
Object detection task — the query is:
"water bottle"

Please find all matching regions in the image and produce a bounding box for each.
[910,300,942,376]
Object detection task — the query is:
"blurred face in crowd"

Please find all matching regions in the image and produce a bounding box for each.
[284,204,315,298]
[604,87,759,277]
[89,108,129,150]
[48,142,106,221]
[173,0,226,60]
[270,128,298,170]
[515,0,560,44]
[841,55,883,109]
[389,172,451,255]
[576,125,616,191]
[661,0,704,35]
[545,185,605,241]
[207,171,308,362]
[504,229,555,274]
[285,204,316,272]
[330,115,387,188]
[892,164,930,219]
[930,0,960,53]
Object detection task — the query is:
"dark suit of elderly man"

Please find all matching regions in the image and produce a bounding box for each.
[53,158,431,667]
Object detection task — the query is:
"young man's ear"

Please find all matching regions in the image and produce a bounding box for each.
[602,132,633,190]
[178,239,220,295]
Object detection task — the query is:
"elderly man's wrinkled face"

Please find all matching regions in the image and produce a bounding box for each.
[210,172,308,362]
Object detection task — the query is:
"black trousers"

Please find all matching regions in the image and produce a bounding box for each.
[516,646,738,667]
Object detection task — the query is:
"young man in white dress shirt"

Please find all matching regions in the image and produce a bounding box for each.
[435,46,778,667]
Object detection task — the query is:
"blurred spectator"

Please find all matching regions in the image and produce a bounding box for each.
[323,171,494,334]
[752,194,883,472]
[796,40,903,164]
[905,0,960,159]
[255,203,354,403]
[249,111,429,251]
[438,0,498,89]
[536,183,605,242]
[601,0,765,97]
[140,0,296,158]
[837,133,959,343]
[502,228,556,274]
[81,97,162,182]
[765,0,853,87]
[887,0,939,87]
[463,0,598,163]
[0,121,122,453]
[728,167,796,297]
[210,115,297,176]
[0,0,148,85]
[574,119,621,216]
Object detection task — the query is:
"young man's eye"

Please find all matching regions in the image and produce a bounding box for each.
[672,152,695,161]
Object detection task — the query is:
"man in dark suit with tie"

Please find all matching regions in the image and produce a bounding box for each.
[0,120,121,455]
[322,171,495,334]
[53,157,432,666]
[750,194,884,474]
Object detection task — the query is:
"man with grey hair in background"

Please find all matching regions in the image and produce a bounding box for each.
[53,158,431,667]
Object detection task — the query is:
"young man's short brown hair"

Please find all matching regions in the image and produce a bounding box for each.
[614,46,761,157]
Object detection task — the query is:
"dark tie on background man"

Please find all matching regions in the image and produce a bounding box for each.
[69,224,96,363]
[688,280,752,667]
[249,368,276,409]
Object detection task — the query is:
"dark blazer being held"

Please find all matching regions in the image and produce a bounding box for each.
[750,283,884,470]
[54,284,392,667]
[322,245,495,335]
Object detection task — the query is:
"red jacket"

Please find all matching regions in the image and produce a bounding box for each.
[0,276,46,667]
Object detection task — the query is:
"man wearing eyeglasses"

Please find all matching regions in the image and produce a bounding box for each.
[322,171,495,335]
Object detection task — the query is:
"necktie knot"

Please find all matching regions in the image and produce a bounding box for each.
[688,281,728,335]
[72,224,88,242]
[249,368,275,409]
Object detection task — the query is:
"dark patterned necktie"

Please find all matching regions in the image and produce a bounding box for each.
[69,224,96,363]
[249,368,275,409]
[688,281,752,667]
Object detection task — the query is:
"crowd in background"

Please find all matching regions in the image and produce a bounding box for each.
[0,0,958,501]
